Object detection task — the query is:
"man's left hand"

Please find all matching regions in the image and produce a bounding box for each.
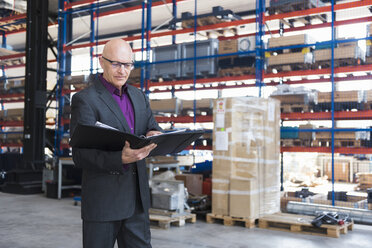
[146,130,162,137]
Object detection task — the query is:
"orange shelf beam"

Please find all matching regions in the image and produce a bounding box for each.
[135,64,372,89]
[0,53,26,60]
[155,115,213,123]
[64,17,255,51]
[0,121,23,127]
[281,146,372,154]
[264,64,372,79]
[0,13,26,23]
[65,0,186,11]
[282,110,372,121]
[265,0,372,21]
[0,144,23,148]
[0,93,25,100]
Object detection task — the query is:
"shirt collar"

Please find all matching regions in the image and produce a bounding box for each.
[99,74,128,96]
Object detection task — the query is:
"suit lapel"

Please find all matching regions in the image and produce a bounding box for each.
[93,77,131,132]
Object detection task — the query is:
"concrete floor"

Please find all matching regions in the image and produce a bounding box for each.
[1,192,372,248]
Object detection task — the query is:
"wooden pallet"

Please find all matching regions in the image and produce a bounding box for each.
[313,57,362,69]
[267,63,312,73]
[269,1,327,27]
[149,212,196,229]
[259,213,353,238]
[218,66,255,77]
[206,213,256,228]
[281,103,311,113]
[280,139,311,147]
[312,139,362,148]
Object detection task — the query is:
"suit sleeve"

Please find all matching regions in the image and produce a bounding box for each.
[141,91,163,133]
[70,93,124,174]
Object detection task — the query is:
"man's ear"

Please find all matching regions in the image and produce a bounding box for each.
[98,56,104,68]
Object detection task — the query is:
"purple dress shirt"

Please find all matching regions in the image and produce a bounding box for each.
[99,74,135,134]
[99,74,135,170]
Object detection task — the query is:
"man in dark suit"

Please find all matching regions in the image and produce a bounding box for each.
[70,38,162,248]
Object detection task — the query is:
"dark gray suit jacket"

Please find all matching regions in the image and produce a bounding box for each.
[70,75,161,222]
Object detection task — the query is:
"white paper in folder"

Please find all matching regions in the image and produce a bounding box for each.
[215,131,228,151]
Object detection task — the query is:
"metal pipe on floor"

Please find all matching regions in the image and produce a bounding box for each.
[287,201,372,225]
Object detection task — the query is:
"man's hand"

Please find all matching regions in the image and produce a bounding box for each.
[121,141,157,164]
[146,130,162,137]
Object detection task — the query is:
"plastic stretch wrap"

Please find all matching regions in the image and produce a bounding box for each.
[212,97,280,219]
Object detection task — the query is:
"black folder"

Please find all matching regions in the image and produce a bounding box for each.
[69,123,205,157]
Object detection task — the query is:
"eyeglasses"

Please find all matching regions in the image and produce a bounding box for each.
[102,56,134,71]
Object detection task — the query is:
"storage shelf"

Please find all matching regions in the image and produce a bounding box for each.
[140,65,372,89]
[280,146,372,155]
[282,110,372,121]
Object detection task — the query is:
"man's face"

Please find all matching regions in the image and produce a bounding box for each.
[99,49,133,90]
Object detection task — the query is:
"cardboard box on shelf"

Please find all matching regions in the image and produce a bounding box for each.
[150,98,182,115]
[267,52,313,66]
[175,174,203,196]
[314,46,365,62]
[218,39,238,54]
[268,34,315,48]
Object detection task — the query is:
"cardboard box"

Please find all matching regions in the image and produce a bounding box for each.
[182,99,213,110]
[366,90,372,102]
[314,46,364,61]
[218,39,238,54]
[267,52,313,66]
[229,178,259,219]
[211,179,229,215]
[175,174,203,196]
[324,161,350,182]
[299,124,315,140]
[150,98,182,114]
[268,34,315,48]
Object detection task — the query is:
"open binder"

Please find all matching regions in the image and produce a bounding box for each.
[69,123,205,157]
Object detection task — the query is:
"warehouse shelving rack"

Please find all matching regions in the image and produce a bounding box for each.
[51,0,372,205]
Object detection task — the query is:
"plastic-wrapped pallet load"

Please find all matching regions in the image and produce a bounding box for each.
[212,97,280,219]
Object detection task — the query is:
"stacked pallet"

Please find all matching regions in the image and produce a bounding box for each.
[0,79,25,94]
[0,109,24,121]
[313,40,365,69]
[269,0,327,26]
[63,75,91,90]
[150,98,182,115]
[182,15,224,29]
[270,84,317,113]
[365,89,372,110]
[313,128,362,149]
[315,90,365,112]
[0,47,25,66]
[181,99,213,115]
[217,37,256,77]
[211,97,280,227]
[0,132,23,145]
[356,173,372,191]
[267,34,314,72]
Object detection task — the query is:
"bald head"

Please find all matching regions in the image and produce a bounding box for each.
[102,38,133,61]
[99,38,134,90]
